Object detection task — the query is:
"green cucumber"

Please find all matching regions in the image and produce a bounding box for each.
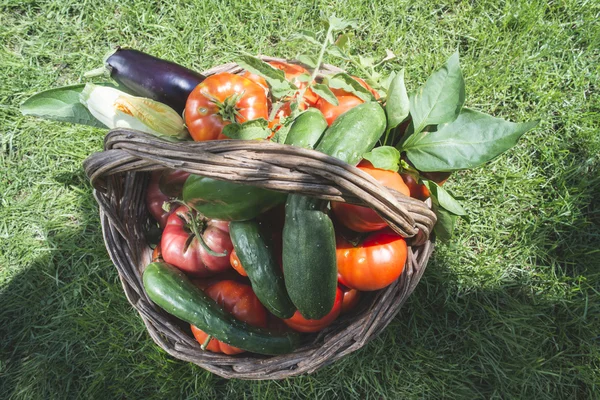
[229,220,295,319]
[284,108,328,149]
[143,262,300,355]
[283,102,387,319]
[282,195,337,319]
[183,175,286,221]
[316,102,387,165]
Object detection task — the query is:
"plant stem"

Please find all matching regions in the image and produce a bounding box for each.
[295,24,335,108]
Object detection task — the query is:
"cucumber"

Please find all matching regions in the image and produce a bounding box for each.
[282,195,337,319]
[315,102,387,165]
[143,262,300,355]
[229,220,295,319]
[183,175,286,221]
[284,108,328,149]
[283,102,387,319]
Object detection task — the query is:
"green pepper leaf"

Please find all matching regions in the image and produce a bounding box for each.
[235,55,297,99]
[385,69,410,131]
[20,83,115,128]
[310,83,339,106]
[328,73,375,102]
[432,204,456,242]
[222,118,271,140]
[422,180,467,216]
[362,146,401,172]
[403,108,539,172]
[409,51,465,134]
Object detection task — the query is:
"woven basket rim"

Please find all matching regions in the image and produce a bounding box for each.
[83,58,436,379]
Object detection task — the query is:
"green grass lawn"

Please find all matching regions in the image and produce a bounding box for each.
[1,0,599,398]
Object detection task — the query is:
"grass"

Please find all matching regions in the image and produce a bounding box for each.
[1,0,599,398]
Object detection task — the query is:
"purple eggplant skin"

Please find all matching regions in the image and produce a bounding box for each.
[105,47,206,114]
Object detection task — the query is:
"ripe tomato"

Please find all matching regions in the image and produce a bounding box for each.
[315,77,379,125]
[400,171,452,201]
[283,287,343,333]
[340,285,361,314]
[161,205,233,277]
[332,160,411,232]
[336,229,407,291]
[229,249,247,277]
[190,280,268,355]
[185,72,268,141]
[146,171,175,229]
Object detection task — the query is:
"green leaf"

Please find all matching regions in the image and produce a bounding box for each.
[328,15,358,31]
[235,55,296,99]
[358,55,375,68]
[222,119,271,140]
[310,83,339,106]
[422,180,467,216]
[20,84,109,128]
[334,33,352,49]
[296,54,318,69]
[409,51,465,134]
[326,45,351,60]
[380,70,397,93]
[432,204,456,242]
[296,73,312,83]
[362,146,401,172]
[290,30,321,46]
[403,108,539,172]
[328,73,375,102]
[385,69,410,131]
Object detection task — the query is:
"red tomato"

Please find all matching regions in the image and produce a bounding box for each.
[400,171,452,201]
[336,229,407,291]
[159,169,190,198]
[315,77,379,125]
[283,287,343,333]
[161,206,233,277]
[190,280,268,355]
[146,171,175,229]
[185,72,268,141]
[331,160,411,232]
[340,285,361,314]
[229,249,247,277]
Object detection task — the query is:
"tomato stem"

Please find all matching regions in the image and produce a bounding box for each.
[186,211,228,258]
[201,334,212,350]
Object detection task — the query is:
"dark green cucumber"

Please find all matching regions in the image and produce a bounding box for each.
[143,262,300,355]
[183,175,286,221]
[229,220,295,319]
[283,102,387,319]
[316,102,387,164]
[282,195,337,319]
[284,108,328,149]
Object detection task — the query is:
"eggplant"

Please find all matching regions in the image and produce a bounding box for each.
[104,47,206,114]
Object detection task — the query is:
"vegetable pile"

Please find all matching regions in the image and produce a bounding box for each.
[21,16,538,356]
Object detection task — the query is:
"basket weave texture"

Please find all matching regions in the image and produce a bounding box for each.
[83,59,436,380]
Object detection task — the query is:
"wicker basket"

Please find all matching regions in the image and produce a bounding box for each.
[83,59,437,380]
